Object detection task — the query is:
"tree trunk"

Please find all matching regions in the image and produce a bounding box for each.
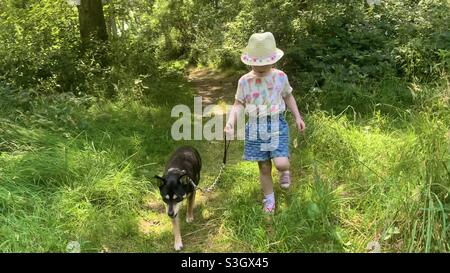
[77,0,113,97]
[77,0,108,46]
[109,12,118,38]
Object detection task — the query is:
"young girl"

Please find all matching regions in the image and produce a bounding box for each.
[224,32,305,213]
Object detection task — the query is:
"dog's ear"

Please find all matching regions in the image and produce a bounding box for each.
[179,173,190,186]
[154,175,166,187]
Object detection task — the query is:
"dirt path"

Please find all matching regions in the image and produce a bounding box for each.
[138,68,242,252]
[186,67,239,106]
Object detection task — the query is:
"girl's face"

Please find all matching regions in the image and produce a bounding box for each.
[252,65,273,74]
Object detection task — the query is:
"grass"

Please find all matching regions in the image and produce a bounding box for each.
[0,72,449,253]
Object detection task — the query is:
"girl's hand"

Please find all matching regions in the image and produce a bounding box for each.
[224,123,234,138]
[296,117,306,133]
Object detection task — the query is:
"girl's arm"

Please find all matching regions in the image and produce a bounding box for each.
[283,94,305,132]
[224,100,245,136]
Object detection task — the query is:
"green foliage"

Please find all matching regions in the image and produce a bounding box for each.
[0,75,197,252]
[0,0,449,253]
[0,0,161,98]
[0,0,79,91]
[147,0,450,85]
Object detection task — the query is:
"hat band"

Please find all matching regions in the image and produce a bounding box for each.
[242,52,279,63]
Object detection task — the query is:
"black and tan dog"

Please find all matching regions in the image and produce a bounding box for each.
[154,146,201,251]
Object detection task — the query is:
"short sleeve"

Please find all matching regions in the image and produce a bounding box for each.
[281,74,293,97]
[235,79,245,104]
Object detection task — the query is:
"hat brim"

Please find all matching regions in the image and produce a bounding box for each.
[241,48,284,66]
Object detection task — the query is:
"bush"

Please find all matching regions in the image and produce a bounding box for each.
[148,0,449,86]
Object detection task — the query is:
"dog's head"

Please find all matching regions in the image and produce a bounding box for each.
[154,169,192,218]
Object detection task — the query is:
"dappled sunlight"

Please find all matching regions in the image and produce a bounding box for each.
[187,68,238,105]
[0,0,449,253]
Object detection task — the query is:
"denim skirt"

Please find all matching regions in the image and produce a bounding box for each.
[243,114,289,161]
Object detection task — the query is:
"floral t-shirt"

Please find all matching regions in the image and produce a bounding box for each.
[235,68,293,117]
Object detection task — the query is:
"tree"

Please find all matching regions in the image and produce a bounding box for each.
[76,0,108,47]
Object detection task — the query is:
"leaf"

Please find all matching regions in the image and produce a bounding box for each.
[382,226,400,241]
[307,202,320,219]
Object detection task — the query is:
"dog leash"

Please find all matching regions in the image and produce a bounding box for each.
[198,133,231,193]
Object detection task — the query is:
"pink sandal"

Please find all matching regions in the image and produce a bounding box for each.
[280,171,291,189]
[263,197,275,214]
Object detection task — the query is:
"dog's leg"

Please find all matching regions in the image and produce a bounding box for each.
[172,215,183,251]
[186,191,196,223]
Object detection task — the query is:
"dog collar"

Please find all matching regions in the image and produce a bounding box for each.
[187,176,197,189]
[168,168,197,189]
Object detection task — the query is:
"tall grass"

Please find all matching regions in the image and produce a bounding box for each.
[0,77,197,252]
[0,75,449,252]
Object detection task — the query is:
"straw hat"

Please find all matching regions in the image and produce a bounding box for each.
[241,32,284,66]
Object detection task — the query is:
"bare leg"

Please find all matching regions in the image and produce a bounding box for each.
[258,160,274,195]
[273,157,290,172]
[273,157,291,188]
